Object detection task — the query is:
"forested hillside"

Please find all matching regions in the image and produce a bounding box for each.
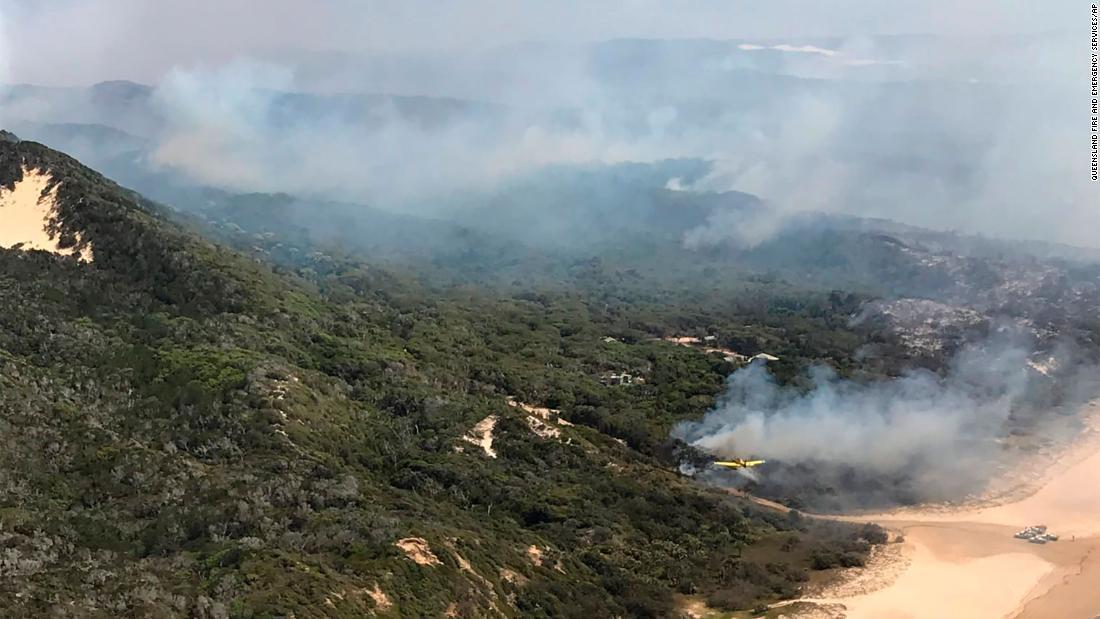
[0,138,885,617]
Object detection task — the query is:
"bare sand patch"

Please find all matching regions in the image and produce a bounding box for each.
[0,166,92,262]
[523,414,561,439]
[660,335,773,363]
[507,398,573,426]
[364,584,392,611]
[463,415,498,458]
[664,336,702,345]
[508,398,576,439]
[525,544,543,567]
[395,537,441,566]
[500,568,527,586]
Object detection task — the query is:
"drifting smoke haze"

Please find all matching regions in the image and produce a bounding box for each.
[0,1,1093,246]
[674,336,1100,508]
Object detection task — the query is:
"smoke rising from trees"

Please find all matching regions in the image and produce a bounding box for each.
[673,338,1098,504]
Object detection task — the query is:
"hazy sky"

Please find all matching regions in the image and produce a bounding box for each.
[0,0,1075,86]
[0,1,1093,248]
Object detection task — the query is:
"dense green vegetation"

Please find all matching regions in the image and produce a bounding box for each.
[0,140,891,617]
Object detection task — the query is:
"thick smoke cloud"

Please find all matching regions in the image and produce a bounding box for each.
[681,25,1097,245]
[0,1,1094,246]
[673,338,1097,504]
[143,60,659,205]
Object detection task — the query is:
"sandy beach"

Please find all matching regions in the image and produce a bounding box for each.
[782,404,1100,618]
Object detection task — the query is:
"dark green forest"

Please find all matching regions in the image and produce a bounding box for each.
[1,139,897,617]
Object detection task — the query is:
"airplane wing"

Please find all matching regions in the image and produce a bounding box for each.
[714,461,744,468]
[713,459,766,469]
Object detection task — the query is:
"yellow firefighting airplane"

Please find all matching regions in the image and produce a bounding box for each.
[714,459,766,469]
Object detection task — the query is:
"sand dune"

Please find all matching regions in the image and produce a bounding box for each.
[0,166,92,262]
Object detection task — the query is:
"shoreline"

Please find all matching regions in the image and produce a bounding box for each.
[776,400,1100,618]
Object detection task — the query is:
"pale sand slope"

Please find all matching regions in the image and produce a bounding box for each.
[788,407,1100,618]
[0,166,92,262]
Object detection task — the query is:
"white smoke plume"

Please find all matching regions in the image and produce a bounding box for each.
[673,338,1098,504]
